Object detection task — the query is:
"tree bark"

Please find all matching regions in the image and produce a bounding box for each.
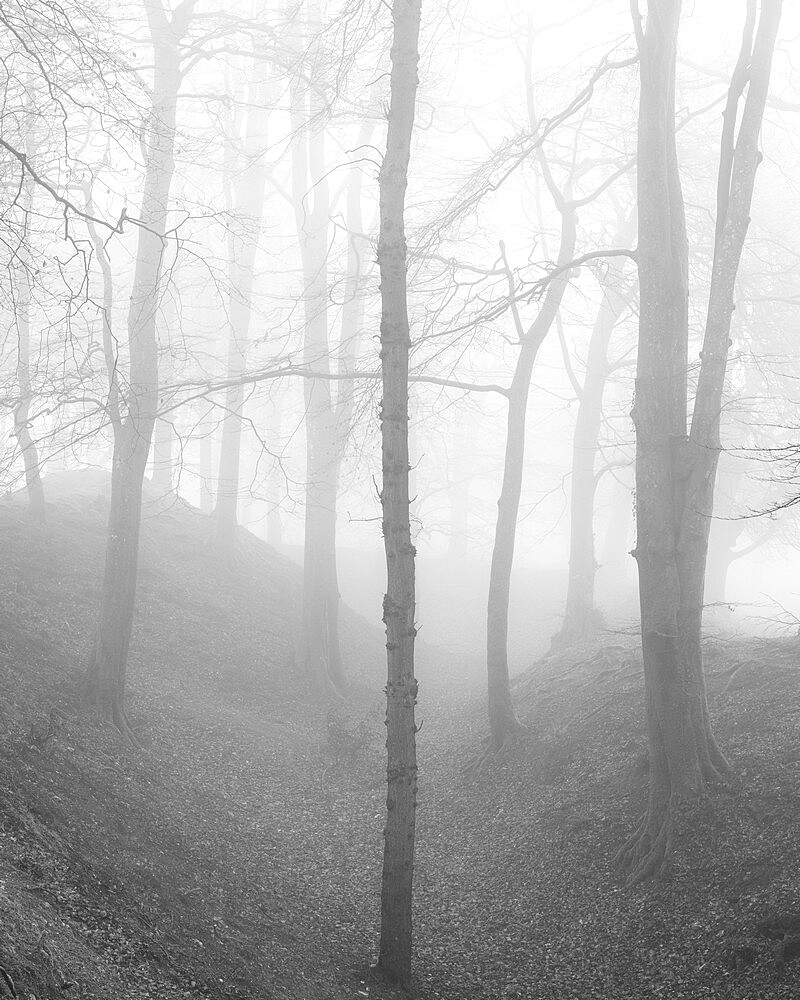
[619,0,781,881]
[376,0,421,987]
[487,208,576,748]
[83,1,187,739]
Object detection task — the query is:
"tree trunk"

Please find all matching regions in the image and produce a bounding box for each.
[486,208,576,748]
[619,0,781,881]
[84,2,186,739]
[213,59,271,555]
[704,536,736,607]
[376,0,421,987]
[13,95,46,522]
[556,216,634,647]
[290,2,344,694]
[85,425,150,734]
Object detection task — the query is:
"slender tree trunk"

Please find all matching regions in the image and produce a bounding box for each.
[556,219,634,646]
[13,95,45,522]
[376,0,421,986]
[13,236,46,522]
[213,60,271,554]
[619,0,781,881]
[84,2,186,739]
[486,209,576,747]
[290,3,346,693]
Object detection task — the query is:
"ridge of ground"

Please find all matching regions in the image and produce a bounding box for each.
[0,473,798,999]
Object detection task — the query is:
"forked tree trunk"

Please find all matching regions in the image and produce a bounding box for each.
[214,58,271,555]
[619,0,781,881]
[487,209,576,748]
[556,215,634,647]
[376,0,421,986]
[84,2,187,739]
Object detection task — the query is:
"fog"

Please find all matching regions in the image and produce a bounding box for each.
[1,0,799,997]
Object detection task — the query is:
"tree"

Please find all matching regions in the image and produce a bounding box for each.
[376,0,421,986]
[290,2,347,694]
[84,0,197,738]
[288,6,378,695]
[486,198,577,747]
[11,83,47,523]
[618,0,783,880]
[555,208,636,646]
[213,45,271,554]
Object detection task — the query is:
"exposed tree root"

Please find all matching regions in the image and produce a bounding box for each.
[110,705,141,749]
[616,760,736,884]
[615,803,673,884]
[464,720,529,777]
[82,676,140,749]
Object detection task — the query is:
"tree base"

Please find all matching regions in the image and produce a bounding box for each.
[550,607,606,652]
[616,758,736,883]
[81,677,140,748]
[370,959,414,996]
[466,717,529,776]
[615,801,673,884]
[207,531,243,567]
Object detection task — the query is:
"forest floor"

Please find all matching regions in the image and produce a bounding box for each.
[0,474,799,999]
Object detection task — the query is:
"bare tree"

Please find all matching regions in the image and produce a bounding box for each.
[376,0,421,986]
[289,1,347,694]
[11,83,47,522]
[84,0,197,739]
[618,0,782,881]
[555,208,636,646]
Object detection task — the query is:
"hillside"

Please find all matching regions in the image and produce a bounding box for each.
[0,475,799,999]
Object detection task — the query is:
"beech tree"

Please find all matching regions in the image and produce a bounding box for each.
[485,39,637,747]
[555,208,636,646]
[377,0,421,985]
[619,0,782,880]
[84,0,197,738]
[486,192,577,747]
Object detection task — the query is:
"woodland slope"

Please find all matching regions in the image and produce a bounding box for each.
[0,474,798,999]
